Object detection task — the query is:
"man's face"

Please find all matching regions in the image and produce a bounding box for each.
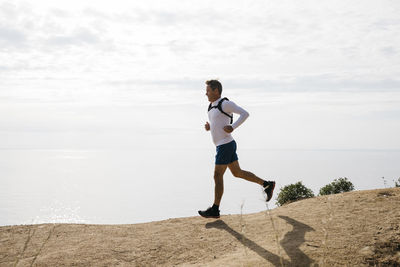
[206,85,219,102]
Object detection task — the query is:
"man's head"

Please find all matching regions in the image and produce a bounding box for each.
[205,79,222,102]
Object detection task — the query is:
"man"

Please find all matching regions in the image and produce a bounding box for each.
[198,79,275,219]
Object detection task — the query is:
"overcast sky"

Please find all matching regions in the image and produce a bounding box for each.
[1,0,400,150]
[2,0,399,85]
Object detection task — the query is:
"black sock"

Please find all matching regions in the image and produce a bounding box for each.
[212,204,219,211]
[263,180,268,187]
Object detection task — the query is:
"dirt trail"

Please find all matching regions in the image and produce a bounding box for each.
[1,188,400,266]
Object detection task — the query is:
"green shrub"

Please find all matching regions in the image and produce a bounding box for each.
[394,178,400,188]
[276,181,314,206]
[319,177,355,195]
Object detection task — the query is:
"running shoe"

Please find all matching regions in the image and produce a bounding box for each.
[263,181,276,202]
[198,207,220,219]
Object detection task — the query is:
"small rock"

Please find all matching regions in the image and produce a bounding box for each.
[359,246,374,256]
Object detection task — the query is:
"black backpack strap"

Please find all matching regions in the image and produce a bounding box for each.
[217,98,233,124]
[207,97,233,124]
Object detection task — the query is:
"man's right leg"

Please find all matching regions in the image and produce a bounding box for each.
[213,164,228,206]
[198,164,228,218]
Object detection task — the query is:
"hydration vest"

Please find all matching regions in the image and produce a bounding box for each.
[208,97,233,124]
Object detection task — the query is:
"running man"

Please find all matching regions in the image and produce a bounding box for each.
[198,79,275,219]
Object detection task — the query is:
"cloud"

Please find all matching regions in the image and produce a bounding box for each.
[0,64,49,72]
[381,46,397,57]
[1,0,399,93]
[46,28,100,46]
[0,3,112,53]
[103,78,203,90]
[226,75,400,92]
[49,8,71,18]
[101,75,400,93]
[0,1,21,20]
[167,40,196,55]
[0,26,27,47]
[372,18,400,31]
[82,8,109,19]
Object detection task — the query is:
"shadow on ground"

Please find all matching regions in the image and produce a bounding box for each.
[206,215,317,266]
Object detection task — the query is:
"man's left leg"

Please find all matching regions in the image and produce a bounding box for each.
[228,160,264,185]
[228,160,276,201]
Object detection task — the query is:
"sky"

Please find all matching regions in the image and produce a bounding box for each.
[1,0,400,225]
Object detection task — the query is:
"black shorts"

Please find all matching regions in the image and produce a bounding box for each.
[215,140,238,165]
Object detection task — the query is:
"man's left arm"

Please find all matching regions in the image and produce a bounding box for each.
[223,101,250,133]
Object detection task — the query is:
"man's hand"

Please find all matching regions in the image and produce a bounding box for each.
[205,122,210,131]
[223,125,233,133]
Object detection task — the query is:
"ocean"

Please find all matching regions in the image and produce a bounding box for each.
[1,148,399,226]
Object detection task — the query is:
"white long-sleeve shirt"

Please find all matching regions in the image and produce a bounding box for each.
[208,97,249,146]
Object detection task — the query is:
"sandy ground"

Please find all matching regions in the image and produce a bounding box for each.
[1,187,400,266]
